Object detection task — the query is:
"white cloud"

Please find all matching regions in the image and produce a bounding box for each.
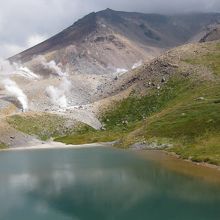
[0,35,47,58]
[27,34,47,48]
[0,16,3,32]
[1,43,25,59]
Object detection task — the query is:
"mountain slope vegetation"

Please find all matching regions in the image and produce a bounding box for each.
[56,41,220,165]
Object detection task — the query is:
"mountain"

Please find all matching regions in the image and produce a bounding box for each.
[56,40,220,165]
[1,9,220,165]
[10,9,220,75]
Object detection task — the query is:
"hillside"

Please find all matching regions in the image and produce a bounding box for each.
[200,25,220,42]
[55,40,220,165]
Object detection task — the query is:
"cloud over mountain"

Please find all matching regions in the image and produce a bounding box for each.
[1,0,220,57]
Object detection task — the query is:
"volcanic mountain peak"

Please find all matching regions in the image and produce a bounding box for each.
[10,10,220,76]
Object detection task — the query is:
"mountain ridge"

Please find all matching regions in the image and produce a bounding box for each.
[10,9,220,75]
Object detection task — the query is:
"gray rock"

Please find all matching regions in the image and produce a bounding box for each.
[161,77,166,83]
[196,97,205,101]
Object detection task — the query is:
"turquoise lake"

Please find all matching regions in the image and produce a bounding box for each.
[0,146,220,220]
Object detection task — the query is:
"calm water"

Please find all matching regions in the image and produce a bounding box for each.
[0,147,220,220]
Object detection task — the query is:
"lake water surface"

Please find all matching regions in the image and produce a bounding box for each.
[0,146,220,220]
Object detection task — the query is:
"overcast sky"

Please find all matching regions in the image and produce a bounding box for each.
[0,0,220,58]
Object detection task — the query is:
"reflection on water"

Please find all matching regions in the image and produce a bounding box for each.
[0,147,220,220]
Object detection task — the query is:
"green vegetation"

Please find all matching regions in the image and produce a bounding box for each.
[146,87,220,142]
[55,125,121,145]
[134,81,220,165]
[7,113,74,141]
[0,142,8,149]
[170,135,220,165]
[55,76,192,146]
[184,43,220,75]
[102,78,190,129]
[56,42,220,165]
[57,79,220,164]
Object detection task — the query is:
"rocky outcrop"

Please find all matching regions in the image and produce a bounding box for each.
[200,27,220,42]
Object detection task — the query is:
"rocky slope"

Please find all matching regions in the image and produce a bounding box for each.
[56,40,220,165]
[200,25,220,42]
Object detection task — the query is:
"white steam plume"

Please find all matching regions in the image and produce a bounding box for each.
[114,68,128,76]
[39,56,72,108]
[0,60,40,80]
[0,59,30,111]
[46,77,71,109]
[37,55,66,77]
[132,60,142,70]
[2,78,28,111]
[0,60,14,77]
[13,64,40,80]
